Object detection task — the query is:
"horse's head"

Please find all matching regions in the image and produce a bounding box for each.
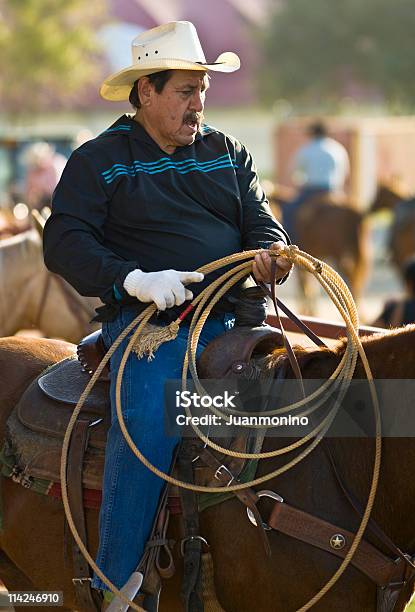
[370,181,408,214]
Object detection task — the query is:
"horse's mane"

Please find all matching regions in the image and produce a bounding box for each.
[334,324,415,354]
[266,324,415,379]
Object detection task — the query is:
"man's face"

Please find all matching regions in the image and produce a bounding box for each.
[140,70,209,150]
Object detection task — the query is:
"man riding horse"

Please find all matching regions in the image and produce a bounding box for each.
[42,21,292,607]
[283,121,350,242]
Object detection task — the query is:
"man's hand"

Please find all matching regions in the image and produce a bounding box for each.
[123,269,204,311]
[252,241,292,284]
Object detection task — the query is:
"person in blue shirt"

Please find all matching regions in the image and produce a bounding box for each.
[283,121,350,242]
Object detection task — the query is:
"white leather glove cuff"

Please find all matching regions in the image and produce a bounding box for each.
[123,269,145,296]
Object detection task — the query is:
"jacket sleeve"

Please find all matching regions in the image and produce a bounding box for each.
[43,150,138,303]
[234,142,292,286]
[235,142,291,250]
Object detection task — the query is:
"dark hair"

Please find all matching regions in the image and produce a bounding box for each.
[308,121,328,138]
[403,257,415,293]
[129,70,173,109]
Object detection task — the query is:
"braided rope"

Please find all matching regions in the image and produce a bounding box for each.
[60,246,381,611]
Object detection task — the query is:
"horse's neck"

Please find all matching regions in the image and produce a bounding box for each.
[306,328,415,550]
[23,273,94,343]
[327,436,415,552]
[0,231,44,335]
[0,230,95,341]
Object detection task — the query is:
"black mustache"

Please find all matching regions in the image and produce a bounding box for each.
[183,112,203,124]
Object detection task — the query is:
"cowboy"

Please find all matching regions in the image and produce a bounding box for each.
[284,121,350,241]
[43,21,291,605]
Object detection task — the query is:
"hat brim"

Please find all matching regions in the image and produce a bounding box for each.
[100,52,240,101]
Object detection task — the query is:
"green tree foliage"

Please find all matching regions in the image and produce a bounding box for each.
[260,0,415,107]
[0,0,107,111]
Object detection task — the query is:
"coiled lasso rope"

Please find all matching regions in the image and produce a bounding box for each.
[60,245,381,612]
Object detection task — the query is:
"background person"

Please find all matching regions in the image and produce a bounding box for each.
[284,121,350,241]
[24,141,67,210]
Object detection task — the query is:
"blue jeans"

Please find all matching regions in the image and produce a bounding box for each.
[92,307,235,591]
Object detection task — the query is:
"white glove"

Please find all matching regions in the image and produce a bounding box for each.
[123,269,204,311]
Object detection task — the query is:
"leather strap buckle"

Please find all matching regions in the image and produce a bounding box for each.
[180,535,209,557]
[214,464,235,486]
[246,490,284,530]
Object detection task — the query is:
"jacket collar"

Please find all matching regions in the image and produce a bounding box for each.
[117,114,206,148]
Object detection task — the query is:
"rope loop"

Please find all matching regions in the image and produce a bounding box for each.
[59,246,381,611]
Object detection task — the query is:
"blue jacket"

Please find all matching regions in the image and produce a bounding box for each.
[43,115,289,321]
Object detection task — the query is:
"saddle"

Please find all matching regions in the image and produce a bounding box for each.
[2,321,282,609]
[5,325,282,490]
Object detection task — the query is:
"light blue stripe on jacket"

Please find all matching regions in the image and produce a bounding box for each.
[101,154,237,184]
[103,125,133,134]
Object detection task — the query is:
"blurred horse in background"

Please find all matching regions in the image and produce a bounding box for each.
[266,183,369,314]
[369,183,415,271]
[0,207,30,240]
[0,230,98,342]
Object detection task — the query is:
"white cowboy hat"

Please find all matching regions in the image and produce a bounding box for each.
[100,21,240,102]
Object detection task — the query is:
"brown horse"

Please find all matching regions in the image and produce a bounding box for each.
[1,327,415,611]
[0,230,98,342]
[370,184,415,270]
[268,186,369,314]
